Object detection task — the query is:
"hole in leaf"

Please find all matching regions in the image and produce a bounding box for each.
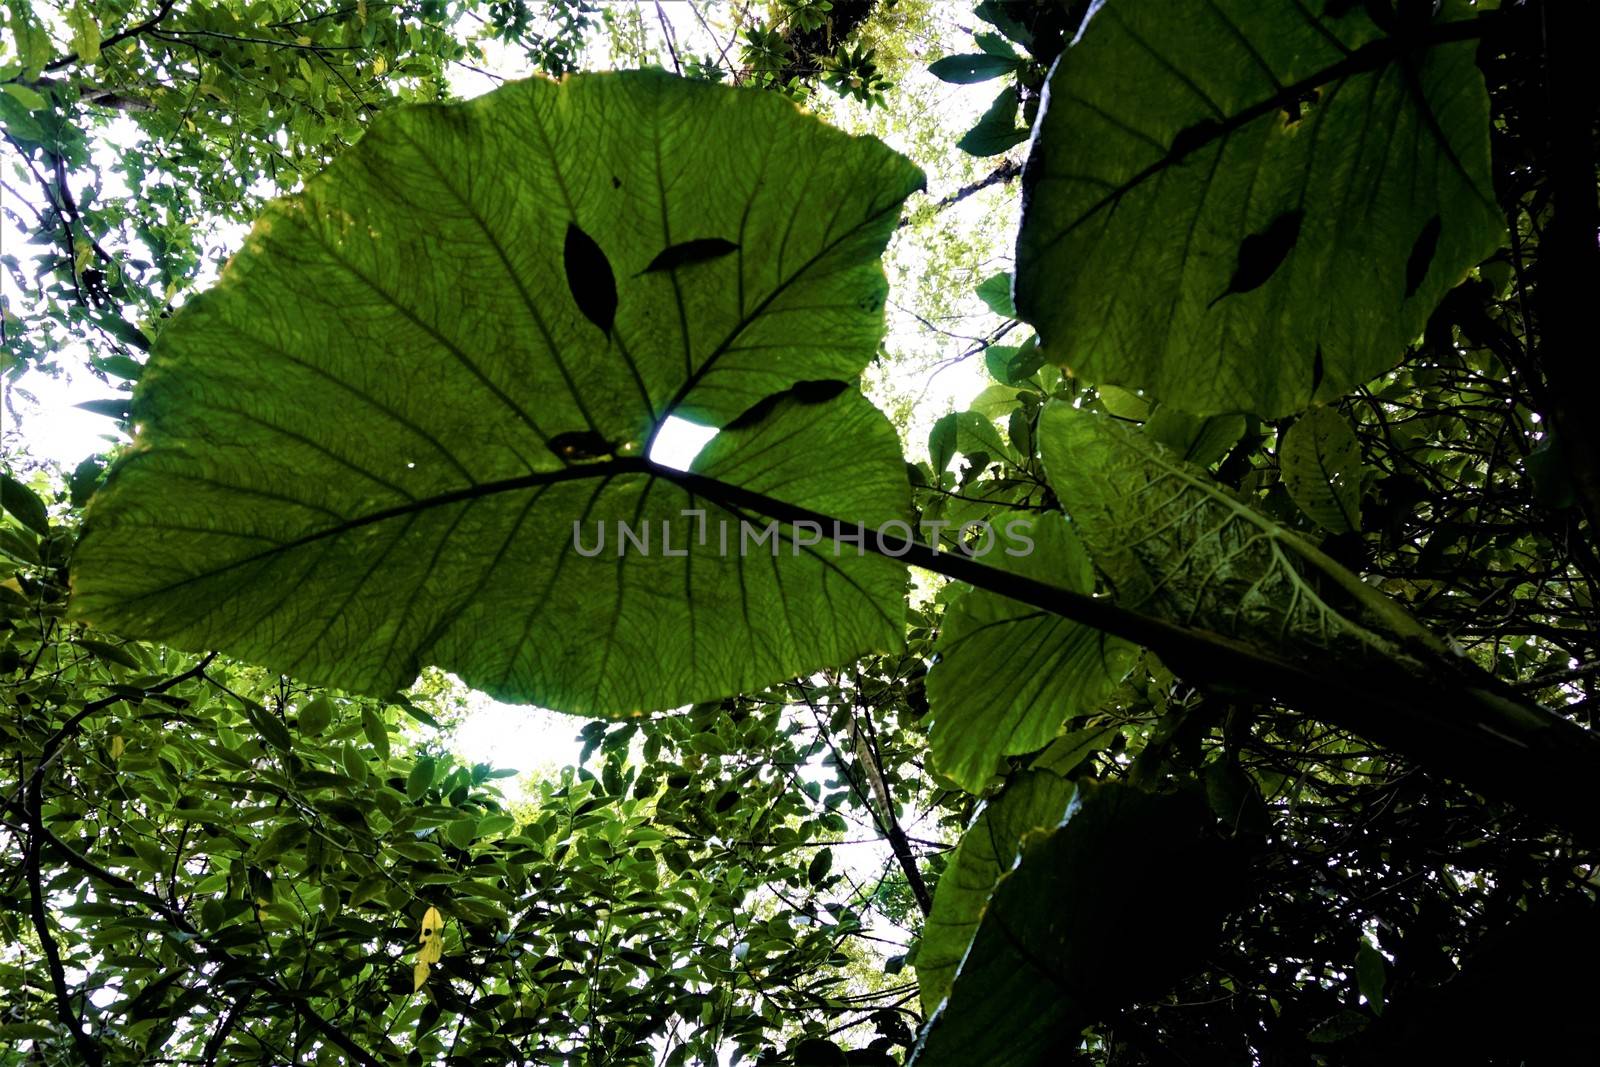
[642,237,739,274]
[563,222,617,335]
[1209,209,1304,308]
[648,416,718,472]
[1405,215,1443,298]
[1281,89,1320,126]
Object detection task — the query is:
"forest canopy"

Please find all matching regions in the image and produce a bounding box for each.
[3,1,1598,1065]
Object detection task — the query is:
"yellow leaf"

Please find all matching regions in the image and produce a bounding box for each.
[372,54,386,77]
[109,735,125,760]
[414,904,444,982]
[296,36,313,46]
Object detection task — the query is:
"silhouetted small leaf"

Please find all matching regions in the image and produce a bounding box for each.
[1168,118,1223,159]
[808,847,833,886]
[1202,759,1270,837]
[1405,215,1443,298]
[723,380,850,431]
[1210,210,1303,308]
[928,54,1019,84]
[75,398,132,421]
[790,379,850,404]
[547,430,613,461]
[641,237,738,273]
[564,222,617,334]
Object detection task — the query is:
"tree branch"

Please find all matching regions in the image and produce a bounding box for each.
[664,464,1600,844]
[899,158,1022,229]
[1531,0,1600,532]
[22,785,101,1065]
[7,650,389,1067]
[44,0,177,72]
[852,687,933,916]
[30,822,390,1067]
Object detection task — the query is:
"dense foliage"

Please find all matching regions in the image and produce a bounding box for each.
[4,1,1599,1065]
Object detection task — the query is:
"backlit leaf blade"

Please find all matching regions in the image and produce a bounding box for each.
[928,512,1135,793]
[1280,405,1363,533]
[1038,402,1438,658]
[912,783,1242,1065]
[1015,0,1503,417]
[915,770,1077,1017]
[70,71,924,716]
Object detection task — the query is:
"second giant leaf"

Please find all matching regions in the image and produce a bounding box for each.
[1015,0,1503,417]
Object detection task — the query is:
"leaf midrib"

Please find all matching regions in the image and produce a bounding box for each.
[95,458,652,605]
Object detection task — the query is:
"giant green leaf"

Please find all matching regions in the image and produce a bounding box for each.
[916,770,1076,1017]
[1015,0,1503,417]
[1037,403,1438,660]
[927,511,1135,792]
[70,71,925,716]
[912,782,1242,1065]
